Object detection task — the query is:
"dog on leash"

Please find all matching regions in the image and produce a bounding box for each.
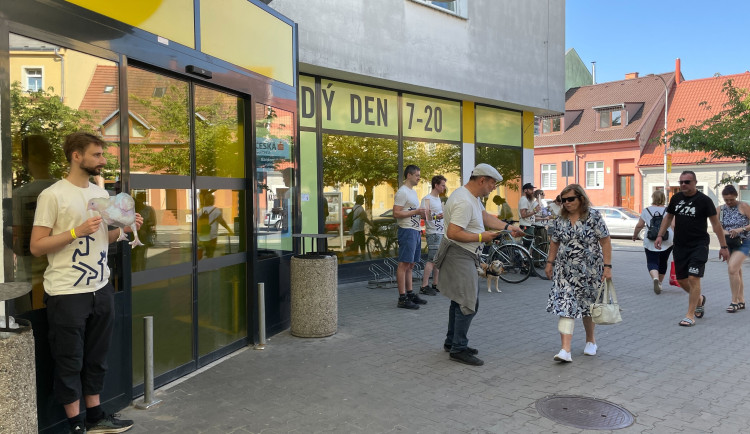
[477,260,503,292]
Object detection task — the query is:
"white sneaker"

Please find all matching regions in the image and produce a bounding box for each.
[553,349,572,362]
[584,342,597,356]
[653,278,662,295]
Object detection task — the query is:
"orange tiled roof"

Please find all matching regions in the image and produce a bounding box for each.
[638,71,750,166]
[535,73,674,147]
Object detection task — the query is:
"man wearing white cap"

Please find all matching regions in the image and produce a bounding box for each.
[433,163,524,365]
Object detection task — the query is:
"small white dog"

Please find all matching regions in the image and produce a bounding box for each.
[477,260,504,293]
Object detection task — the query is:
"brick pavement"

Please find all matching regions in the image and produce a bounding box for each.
[118,240,750,433]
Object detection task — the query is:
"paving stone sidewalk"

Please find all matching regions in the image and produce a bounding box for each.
[119,242,750,433]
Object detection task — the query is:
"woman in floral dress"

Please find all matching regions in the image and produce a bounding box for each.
[544,184,612,363]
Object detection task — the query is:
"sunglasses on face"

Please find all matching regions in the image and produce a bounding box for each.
[560,196,579,203]
[678,180,693,185]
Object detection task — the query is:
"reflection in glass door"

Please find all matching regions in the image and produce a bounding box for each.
[128,66,247,387]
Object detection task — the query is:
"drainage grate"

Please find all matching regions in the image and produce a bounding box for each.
[535,395,634,430]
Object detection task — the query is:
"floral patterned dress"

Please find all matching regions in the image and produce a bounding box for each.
[546,208,609,318]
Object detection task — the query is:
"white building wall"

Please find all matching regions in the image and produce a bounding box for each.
[640,163,745,208]
[269,0,565,115]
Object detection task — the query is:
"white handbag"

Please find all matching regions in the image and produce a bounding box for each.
[591,279,622,325]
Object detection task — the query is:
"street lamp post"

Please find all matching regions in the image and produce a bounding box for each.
[650,74,670,196]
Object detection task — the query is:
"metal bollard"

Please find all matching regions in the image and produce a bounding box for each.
[254,283,266,350]
[135,316,162,409]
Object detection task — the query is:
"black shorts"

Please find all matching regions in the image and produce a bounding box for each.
[672,244,709,280]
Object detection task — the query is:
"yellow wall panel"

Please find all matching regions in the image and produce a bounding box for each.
[66,0,195,48]
[523,111,535,149]
[462,101,474,144]
[201,0,294,86]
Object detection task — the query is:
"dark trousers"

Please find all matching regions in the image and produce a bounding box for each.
[445,299,478,352]
[45,283,115,405]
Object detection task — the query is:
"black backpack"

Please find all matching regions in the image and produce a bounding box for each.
[646,208,668,241]
[345,205,360,227]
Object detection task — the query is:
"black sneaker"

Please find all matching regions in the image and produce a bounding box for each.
[443,344,478,355]
[432,284,440,293]
[397,297,420,309]
[449,349,484,366]
[419,285,437,296]
[86,414,134,433]
[407,292,427,305]
[70,423,86,434]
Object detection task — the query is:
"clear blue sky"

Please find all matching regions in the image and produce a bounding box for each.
[566,1,750,84]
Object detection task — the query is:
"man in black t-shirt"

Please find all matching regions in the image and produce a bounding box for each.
[654,171,728,327]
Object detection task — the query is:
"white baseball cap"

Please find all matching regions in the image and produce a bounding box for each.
[471,163,503,182]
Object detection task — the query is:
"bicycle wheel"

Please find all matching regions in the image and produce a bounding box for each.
[490,244,533,284]
[531,242,549,279]
[366,237,384,259]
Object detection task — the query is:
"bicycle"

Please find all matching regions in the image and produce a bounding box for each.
[365,223,399,259]
[480,231,533,284]
[520,225,551,279]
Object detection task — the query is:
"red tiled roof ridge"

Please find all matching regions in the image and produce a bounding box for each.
[676,71,750,86]
[569,72,673,91]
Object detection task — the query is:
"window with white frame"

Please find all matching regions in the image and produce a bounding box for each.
[585,161,604,189]
[541,163,557,189]
[409,0,467,18]
[24,67,42,92]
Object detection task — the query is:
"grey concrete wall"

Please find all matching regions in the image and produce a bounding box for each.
[270,0,565,115]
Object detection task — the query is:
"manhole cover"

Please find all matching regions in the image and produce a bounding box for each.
[535,395,634,430]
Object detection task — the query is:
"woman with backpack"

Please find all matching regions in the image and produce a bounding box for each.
[632,190,673,294]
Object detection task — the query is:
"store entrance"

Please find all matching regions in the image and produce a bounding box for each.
[127,65,249,392]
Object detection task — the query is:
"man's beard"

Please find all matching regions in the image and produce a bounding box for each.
[81,163,102,176]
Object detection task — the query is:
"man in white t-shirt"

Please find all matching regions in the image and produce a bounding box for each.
[518,182,539,232]
[30,132,141,433]
[393,164,428,309]
[433,163,524,365]
[419,175,447,296]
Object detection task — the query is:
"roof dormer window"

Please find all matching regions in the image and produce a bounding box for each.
[539,116,562,134]
[596,106,623,129]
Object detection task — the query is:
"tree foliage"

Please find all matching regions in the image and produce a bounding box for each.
[130,84,242,177]
[668,78,750,184]
[10,82,101,187]
[321,135,461,212]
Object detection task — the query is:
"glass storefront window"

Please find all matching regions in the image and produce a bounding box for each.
[476,145,522,220]
[322,134,400,261]
[197,263,247,356]
[196,189,244,259]
[132,274,193,386]
[255,103,295,257]
[9,34,120,310]
[130,188,193,271]
[128,68,190,175]
[195,85,244,178]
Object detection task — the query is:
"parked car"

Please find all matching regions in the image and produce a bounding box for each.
[264,207,283,230]
[593,206,644,239]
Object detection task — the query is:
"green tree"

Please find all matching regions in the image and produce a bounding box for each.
[129,84,241,177]
[322,135,461,213]
[668,78,750,184]
[10,82,108,187]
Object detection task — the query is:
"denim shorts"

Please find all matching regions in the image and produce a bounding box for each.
[425,233,442,262]
[645,246,673,274]
[729,238,750,256]
[397,227,422,263]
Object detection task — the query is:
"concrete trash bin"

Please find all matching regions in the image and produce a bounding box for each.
[290,253,338,337]
[0,318,38,434]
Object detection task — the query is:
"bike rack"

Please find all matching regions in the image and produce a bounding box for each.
[367,263,395,288]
